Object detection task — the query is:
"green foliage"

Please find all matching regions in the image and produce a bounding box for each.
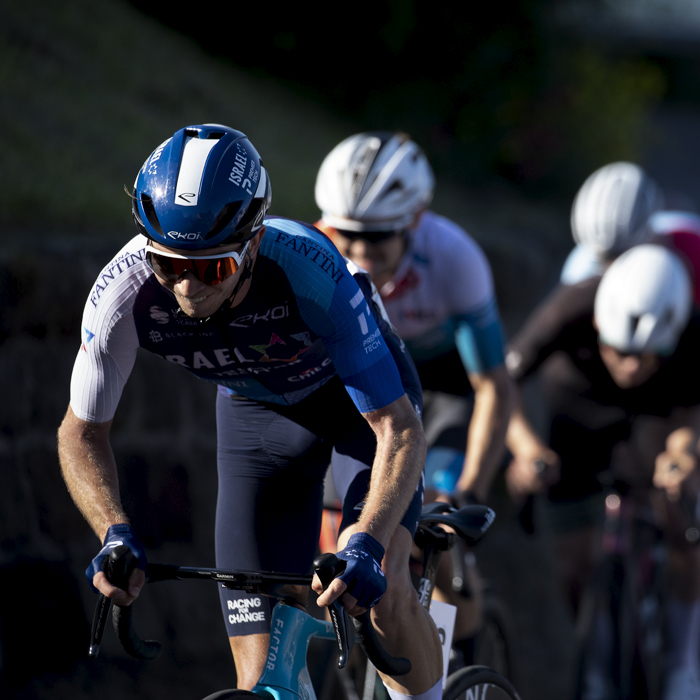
[0,0,354,235]
[497,47,666,189]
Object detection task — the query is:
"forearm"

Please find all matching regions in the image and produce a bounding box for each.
[360,396,427,548]
[506,390,545,456]
[57,406,126,541]
[456,368,513,500]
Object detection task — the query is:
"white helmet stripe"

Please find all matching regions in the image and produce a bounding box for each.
[255,167,268,197]
[356,139,415,216]
[175,137,218,207]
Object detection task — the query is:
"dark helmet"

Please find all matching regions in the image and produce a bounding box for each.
[131,124,272,251]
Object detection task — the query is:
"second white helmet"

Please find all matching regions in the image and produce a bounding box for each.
[315,132,435,233]
[595,244,692,355]
[571,162,663,259]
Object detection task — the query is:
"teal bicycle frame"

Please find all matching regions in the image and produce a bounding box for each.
[253,604,338,700]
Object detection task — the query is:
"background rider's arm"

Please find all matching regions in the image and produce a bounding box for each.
[501,282,597,498]
[456,365,513,502]
[504,384,560,500]
[359,394,427,548]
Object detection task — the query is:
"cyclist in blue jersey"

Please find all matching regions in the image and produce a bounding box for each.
[315,132,513,654]
[57,124,443,698]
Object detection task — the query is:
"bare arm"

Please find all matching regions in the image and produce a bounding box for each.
[358,393,427,548]
[455,365,513,502]
[58,406,143,602]
[58,406,125,539]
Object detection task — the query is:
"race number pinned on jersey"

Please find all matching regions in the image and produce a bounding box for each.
[429,600,457,687]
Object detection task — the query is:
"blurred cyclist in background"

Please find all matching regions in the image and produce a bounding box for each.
[559,161,664,286]
[558,160,700,304]
[315,131,513,656]
[506,244,700,700]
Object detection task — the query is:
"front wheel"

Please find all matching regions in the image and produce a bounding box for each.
[443,666,521,700]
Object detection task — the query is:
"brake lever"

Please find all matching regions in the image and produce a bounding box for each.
[88,545,135,658]
[313,552,354,668]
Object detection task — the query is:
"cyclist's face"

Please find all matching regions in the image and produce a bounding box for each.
[598,343,662,388]
[150,229,264,318]
[331,231,406,288]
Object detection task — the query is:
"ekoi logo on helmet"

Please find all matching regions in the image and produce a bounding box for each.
[167,231,203,241]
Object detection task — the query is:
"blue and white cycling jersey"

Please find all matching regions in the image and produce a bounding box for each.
[379,211,505,377]
[70,218,417,423]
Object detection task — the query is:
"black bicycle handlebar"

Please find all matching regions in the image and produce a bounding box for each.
[90,547,412,676]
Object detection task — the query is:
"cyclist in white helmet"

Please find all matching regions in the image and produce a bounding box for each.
[316,131,513,657]
[506,244,700,699]
[560,161,664,285]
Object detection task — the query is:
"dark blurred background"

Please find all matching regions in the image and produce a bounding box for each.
[2,0,700,698]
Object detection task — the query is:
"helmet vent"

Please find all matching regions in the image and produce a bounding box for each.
[141,195,164,235]
[629,315,640,337]
[206,201,243,240]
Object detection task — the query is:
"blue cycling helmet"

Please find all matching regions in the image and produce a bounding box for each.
[132,124,272,250]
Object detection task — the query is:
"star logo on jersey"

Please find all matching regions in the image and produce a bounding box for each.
[250,333,311,363]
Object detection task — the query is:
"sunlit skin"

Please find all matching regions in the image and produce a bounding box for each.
[330,230,406,290]
[149,229,265,318]
[598,342,662,389]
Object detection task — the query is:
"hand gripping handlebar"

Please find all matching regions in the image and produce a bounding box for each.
[89,547,411,677]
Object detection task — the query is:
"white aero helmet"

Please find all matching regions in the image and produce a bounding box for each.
[571,162,663,259]
[315,131,435,233]
[595,244,692,356]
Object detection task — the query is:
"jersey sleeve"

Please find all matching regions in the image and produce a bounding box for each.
[70,311,139,423]
[440,226,506,374]
[69,239,148,423]
[347,261,423,415]
[265,219,406,413]
[454,299,506,375]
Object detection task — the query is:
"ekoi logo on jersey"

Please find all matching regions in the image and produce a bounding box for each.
[80,328,96,352]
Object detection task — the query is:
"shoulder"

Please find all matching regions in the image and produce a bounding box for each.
[508,277,599,375]
[414,211,491,274]
[85,235,152,311]
[80,235,153,343]
[560,243,604,285]
[260,217,352,301]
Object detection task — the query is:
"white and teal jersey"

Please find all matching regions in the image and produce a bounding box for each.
[380,211,505,377]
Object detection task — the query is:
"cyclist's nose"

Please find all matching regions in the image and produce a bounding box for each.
[173,271,207,296]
